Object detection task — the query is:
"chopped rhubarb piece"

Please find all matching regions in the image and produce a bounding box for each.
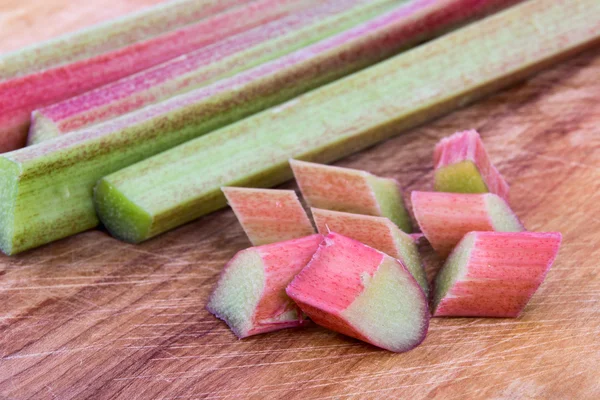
[222,187,315,246]
[207,234,322,338]
[434,130,510,200]
[311,208,427,294]
[433,231,562,317]
[290,160,411,232]
[411,191,524,258]
[286,232,429,352]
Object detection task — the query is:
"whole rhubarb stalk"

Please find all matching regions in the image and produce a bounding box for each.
[290,160,412,232]
[0,0,316,151]
[286,232,429,353]
[29,0,403,143]
[222,187,315,246]
[94,0,599,249]
[207,234,323,338]
[434,130,510,200]
[433,231,562,317]
[411,191,524,258]
[311,208,427,294]
[0,0,507,254]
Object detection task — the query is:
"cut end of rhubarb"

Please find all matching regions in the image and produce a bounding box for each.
[207,234,322,338]
[286,232,429,352]
[433,231,562,318]
[222,187,314,246]
[434,130,510,200]
[94,178,153,244]
[290,159,411,232]
[0,157,19,255]
[311,208,428,295]
[28,111,61,146]
[411,191,524,258]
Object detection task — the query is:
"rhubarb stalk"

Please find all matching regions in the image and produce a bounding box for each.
[0,0,316,151]
[286,232,429,353]
[411,191,524,258]
[434,130,510,200]
[222,187,315,246]
[311,208,427,294]
[207,234,323,338]
[433,231,562,317]
[93,0,598,249]
[29,0,405,143]
[290,160,412,232]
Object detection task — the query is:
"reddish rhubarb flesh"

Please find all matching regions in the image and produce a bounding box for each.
[286,232,429,352]
[311,208,428,294]
[290,160,412,232]
[411,191,524,258]
[434,130,510,200]
[0,0,312,151]
[433,231,562,317]
[207,234,322,338]
[222,187,315,246]
[29,0,401,142]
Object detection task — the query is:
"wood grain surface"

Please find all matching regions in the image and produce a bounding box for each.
[1,1,599,399]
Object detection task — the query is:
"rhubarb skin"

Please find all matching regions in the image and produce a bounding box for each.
[434,130,510,200]
[29,0,403,143]
[286,233,429,352]
[433,231,562,318]
[0,0,310,151]
[411,191,524,258]
[90,0,595,249]
[291,160,412,232]
[207,234,322,338]
[222,187,315,246]
[311,208,428,294]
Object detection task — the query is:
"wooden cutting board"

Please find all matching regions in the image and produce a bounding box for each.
[1,1,599,399]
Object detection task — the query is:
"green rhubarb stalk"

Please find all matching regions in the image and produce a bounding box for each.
[0,0,494,254]
[94,0,600,244]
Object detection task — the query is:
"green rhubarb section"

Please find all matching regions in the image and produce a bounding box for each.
[369,176,412,233]
[432,232,475,312]
[434,161,489,194]
[95,0,600,244]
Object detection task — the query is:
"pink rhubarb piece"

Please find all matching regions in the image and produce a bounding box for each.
[433,231,562,317]
[207,234,323,338]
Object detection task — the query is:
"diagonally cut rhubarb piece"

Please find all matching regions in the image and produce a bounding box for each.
[311,208,427,294]
[29,0,404,143]
[91,0,599,250]
[433,231,562,317]
[286,232,429,352]
[222,187,315,246]
[290,160,412,232]
[434,130,510,200]
[0,0,316,151]
[411,191,524,258]
[207,234,323,338]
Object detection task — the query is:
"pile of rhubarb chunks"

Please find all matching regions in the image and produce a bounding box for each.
[207,130,562,353]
